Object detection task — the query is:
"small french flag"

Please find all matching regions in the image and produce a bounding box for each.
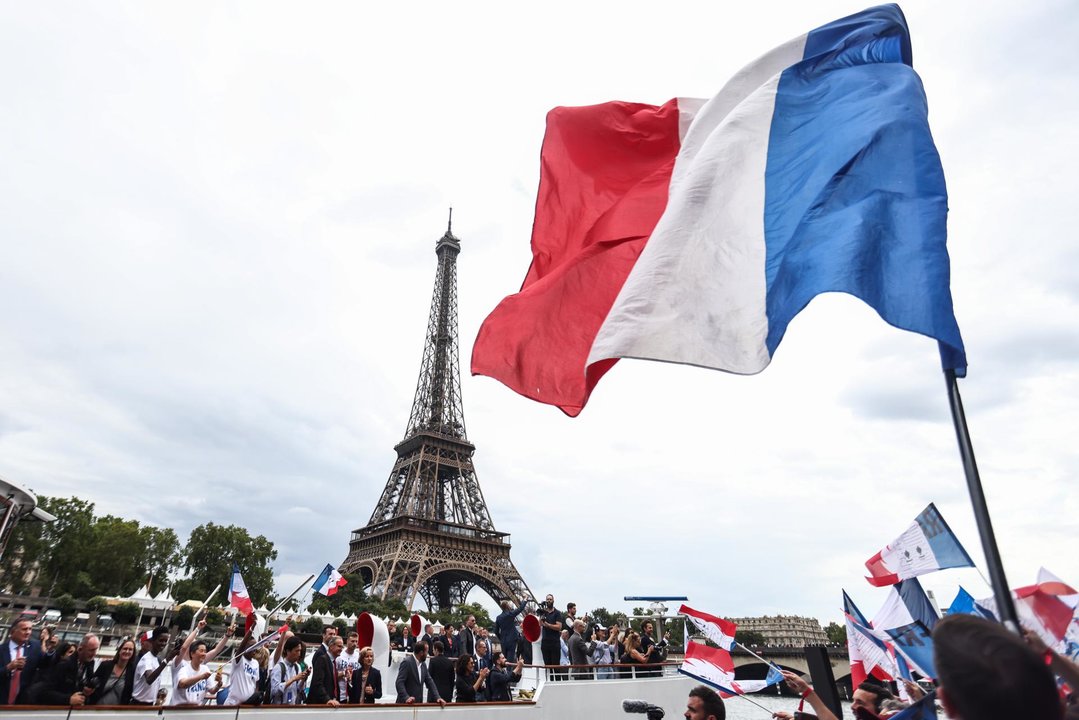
[313,563,348,597]
[229,563,255,615]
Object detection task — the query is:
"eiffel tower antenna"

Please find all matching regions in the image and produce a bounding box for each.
[341,215,534,612]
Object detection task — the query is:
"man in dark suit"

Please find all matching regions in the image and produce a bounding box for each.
[420,623,435,649]
[394,642,445,705]
[459,616,477,658]
[307,635,342,706]
[1,618,45,705]
[33,633,100,706]
[427,641,455,704]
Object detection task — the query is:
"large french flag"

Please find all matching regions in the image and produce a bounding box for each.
[472,4,966,417]
[865,503,974,586]
[679,604,737,650]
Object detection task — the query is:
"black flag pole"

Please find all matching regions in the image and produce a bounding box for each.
[944,369,1020,631]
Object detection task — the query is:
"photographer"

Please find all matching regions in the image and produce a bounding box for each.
[538,595,563,675]
[640,621,669,677]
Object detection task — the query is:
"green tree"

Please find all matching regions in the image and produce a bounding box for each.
[55,593,78,616]
[735,630,767,646]
[825,621,846,645]
[86,597,109,613]
[37,496,97,598]
[312,574,368,616]
[140,526,182,594]
[181,523,278,606]
[86,515,145,596]
[176,606,195,628]
[301,616,324,634]
[113,602,140,624]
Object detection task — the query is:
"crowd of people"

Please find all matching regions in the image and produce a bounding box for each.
[3,608,1078,717]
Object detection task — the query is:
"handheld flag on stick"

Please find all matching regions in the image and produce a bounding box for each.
[843,591,893,688]
[865,503,974,586]
[678,642,740,697]
[679,642,782,701]
[472,3,966,417]
[679,604,737,650]
[229,563,255,616]
[312,563,348,597]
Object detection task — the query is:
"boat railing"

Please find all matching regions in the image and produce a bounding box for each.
[521,660,682,684]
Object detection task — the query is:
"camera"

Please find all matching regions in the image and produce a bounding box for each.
[538,600,552,611]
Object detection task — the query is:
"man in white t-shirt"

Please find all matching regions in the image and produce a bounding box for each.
[131,628,172,705]
[224,630,261,706]
[335,632,361,702]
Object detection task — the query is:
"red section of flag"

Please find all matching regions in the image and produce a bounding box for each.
[471,100,681,416]
[1015,585,1074,640]
[864,550,900,587]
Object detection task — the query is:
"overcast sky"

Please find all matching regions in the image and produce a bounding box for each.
[1,1,1076,627]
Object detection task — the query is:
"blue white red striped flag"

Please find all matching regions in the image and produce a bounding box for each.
[679,604,737,650]
[865,503,974,586]
[229,563,255,616]
[312,563,348,597]
[873,578,940,631]
[471,4,966,417]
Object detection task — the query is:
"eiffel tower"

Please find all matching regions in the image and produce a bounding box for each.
[341,213,534,613]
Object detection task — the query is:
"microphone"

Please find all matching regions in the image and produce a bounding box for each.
[622,699,665,718]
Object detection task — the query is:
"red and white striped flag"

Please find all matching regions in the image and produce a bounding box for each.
[679,604,737,650]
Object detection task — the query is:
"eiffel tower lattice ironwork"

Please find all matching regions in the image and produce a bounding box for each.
[341,213,534,612]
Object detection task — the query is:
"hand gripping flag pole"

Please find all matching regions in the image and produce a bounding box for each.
[944,369,1019,631]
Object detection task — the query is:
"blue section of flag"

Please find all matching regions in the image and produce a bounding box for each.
[885,621,937,679]
[916,503,974,569]
[895,651,912,681]
[897,578,939,630]
[765,664,784,686]
[763,4,966,375]
[889,690,938,719]
[312,563,333,593]
[946,586,977,615]
[229,562,240,594]
[844,590,870,626]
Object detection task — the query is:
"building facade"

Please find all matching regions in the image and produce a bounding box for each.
[729,615,829,646]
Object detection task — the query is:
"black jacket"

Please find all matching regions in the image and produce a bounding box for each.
[347,666,382,704]
[32,654,95,706]
[306,651,337,705]
[428,655,455,704]
[89,660,135,705]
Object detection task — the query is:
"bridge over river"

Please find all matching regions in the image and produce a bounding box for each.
[729,646,852,687]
